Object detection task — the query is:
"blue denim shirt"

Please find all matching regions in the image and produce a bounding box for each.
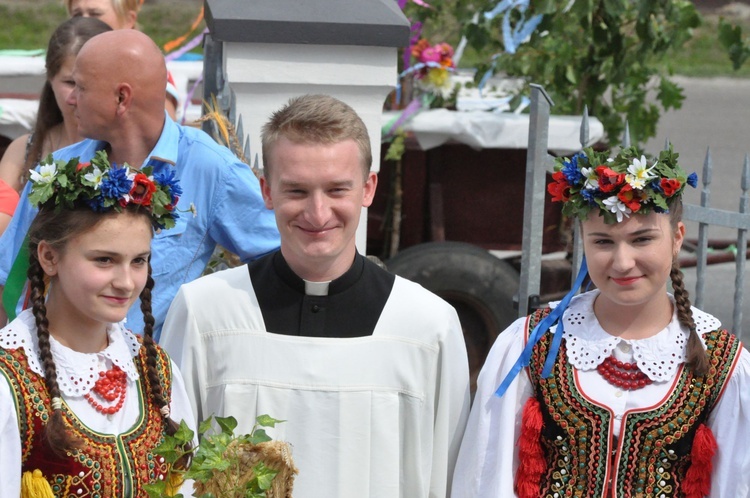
[0,116,280,340]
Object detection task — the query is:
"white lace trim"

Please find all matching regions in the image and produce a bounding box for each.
[0,309,141,396]
[550,290,721,382]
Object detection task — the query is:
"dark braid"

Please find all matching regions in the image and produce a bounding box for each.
[139,265,192,467]
[670,261,709,376]
[28,243,80,456]
[664,197,709,376]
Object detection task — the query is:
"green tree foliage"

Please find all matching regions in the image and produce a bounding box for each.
[402,0,701,146]
[718,18,750,71]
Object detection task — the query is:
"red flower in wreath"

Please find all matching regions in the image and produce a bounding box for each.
[660,178,681,197]
[129,173,157,206]
[75,161,91,172]
[548,171,571,202]
[617,184,642,212]
[595,166,625,193]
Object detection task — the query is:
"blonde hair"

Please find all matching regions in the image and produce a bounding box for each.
[261,94,372,179]
[64,0,141,24]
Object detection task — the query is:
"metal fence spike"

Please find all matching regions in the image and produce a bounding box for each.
[244,136,252,162]
[664,138,671,150]
[236,114,244,145]
[742,154,750,192]
[703,147,712,186]
[622,121,631,148]
[580,105,589,148]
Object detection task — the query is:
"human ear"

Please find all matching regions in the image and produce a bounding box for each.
[123,11,137,29]
[260,175,273,210]
[37,241,60,277]
[115,83,133,114]
[673,221,686,258]
[361,172,378,208]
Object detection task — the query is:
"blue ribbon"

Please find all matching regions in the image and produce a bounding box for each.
[494,257,589,397]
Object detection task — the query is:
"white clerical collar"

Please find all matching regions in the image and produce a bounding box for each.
[304,280,331,296]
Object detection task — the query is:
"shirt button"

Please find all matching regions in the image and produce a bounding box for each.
[614,390,623,398]
[621,343,632,353]
[311,305,320,313]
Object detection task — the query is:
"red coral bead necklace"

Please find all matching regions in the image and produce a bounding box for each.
[84,365,127,415]
[596,355,653,390]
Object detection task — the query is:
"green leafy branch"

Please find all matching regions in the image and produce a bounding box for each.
[145,414,286,498]
[718,17,750,70]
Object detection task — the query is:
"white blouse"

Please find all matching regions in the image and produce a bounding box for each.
[0,309,196,497]
[452,290,750,498]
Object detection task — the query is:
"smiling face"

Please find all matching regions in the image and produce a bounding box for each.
[40,211,152,336]
[261,137,377,281]
[582,210,684,316]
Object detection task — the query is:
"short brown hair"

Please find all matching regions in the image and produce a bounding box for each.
[261,94,372,179]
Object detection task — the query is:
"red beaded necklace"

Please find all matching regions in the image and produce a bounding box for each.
[84,365,127,415]
[596,355,653,390]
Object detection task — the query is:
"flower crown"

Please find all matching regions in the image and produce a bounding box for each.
[548,145,698,224]
[28,150,183,230]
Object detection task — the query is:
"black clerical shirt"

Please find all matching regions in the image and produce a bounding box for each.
[248,251,395,338]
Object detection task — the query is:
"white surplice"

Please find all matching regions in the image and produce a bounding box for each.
[161,265,471,498]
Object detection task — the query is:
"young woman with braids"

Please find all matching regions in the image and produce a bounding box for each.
[452,146,750,498]
[0,17,111,236]
[0,152,195,496]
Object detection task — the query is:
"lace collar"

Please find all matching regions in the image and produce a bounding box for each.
[0,309,141,397]
[551,290,721,382]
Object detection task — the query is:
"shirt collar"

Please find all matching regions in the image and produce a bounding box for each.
[2,310,141,396]
[272,251,365,296]
[553,290,722,381]
[144,113,179,168]
[79,112,178,169]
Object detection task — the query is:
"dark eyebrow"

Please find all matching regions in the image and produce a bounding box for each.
[586,228,659,237]
[88,250,151,258]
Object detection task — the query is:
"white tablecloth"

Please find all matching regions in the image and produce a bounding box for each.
[386,108,604,155]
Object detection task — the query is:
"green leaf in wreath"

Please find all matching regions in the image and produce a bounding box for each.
[255,414,285,428]
[216,415,239,435]
[247,428,272,445]
[253,462,280,490]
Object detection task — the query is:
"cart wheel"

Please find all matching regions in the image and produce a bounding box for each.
[385,242,519,394]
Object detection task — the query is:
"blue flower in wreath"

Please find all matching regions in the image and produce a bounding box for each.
[649,178,663,194]
[561,153,584,185]
[580,188,597,205]
[687,172,698,188]
[86,195,107,212]
[154,169,183,204]
[100,165,132,200]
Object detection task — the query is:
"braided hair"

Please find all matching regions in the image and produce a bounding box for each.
[138,267,193,468]
[28,245,80,455]
[667,199,709,375]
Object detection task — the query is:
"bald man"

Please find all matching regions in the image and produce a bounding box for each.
[0,30,280,338]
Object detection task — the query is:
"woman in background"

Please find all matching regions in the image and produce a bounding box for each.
[0,17,111,235]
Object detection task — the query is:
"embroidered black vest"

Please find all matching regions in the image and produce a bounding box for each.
[0,342,174,497]
[526,308,741,498]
